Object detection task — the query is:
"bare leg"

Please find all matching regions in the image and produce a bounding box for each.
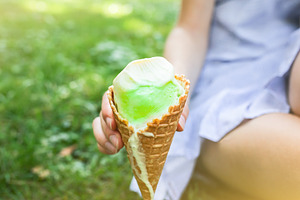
[199,113,300,200]
[289,51,300,115]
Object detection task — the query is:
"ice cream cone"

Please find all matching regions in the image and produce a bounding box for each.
[107,74,190,200]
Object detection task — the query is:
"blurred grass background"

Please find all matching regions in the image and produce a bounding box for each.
[0,0,181,199]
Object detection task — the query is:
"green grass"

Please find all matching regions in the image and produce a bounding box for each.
[0,0,180,199]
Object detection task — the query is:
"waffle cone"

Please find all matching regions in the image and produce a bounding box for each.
[107,75,190,200]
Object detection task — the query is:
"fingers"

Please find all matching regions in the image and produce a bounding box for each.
[101,91,117,131]
[92,115,124,155]
[100,112,123,150]
[95,90,188,154]
[177,103,189,132]
[93,116,116,154]
[92,91,124,155]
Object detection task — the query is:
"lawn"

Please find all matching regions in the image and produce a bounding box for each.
[0,0,181,199]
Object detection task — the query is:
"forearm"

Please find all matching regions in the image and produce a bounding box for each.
[164,27,209,93]
[163,0,215,93]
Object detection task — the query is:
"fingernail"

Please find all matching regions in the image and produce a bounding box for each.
[109,135,118,149]
[106,118,113,130]
[179,116,185,130]
[105,141,116,153]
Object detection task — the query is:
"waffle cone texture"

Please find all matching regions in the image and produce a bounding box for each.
[107,75,190,200]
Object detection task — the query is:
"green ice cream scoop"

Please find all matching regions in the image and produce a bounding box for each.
[113,57,184,128]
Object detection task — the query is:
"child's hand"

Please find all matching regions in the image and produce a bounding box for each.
[92,91,189,155]
[92,91,123,154]
[177,102,189,132]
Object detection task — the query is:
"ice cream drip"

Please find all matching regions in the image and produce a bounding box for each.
[112,57,185,200]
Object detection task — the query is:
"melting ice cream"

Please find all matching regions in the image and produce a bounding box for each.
[113,57,184,129]
[112,57,184,199]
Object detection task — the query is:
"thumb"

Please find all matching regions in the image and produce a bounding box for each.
[177,103,189,132]
[177,115,186,132]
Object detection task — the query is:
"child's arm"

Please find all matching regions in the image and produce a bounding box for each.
[164,0,215,93]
